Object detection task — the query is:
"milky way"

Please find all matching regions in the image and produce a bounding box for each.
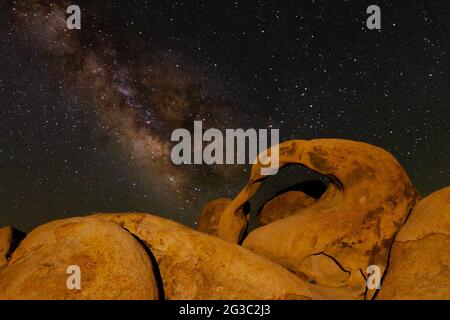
[5,1,249,225]
[1,0,449,230]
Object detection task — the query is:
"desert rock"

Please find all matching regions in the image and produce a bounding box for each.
[257,180,326,226]
[198,198,248,243]
[378,186,450,299]
[219,139,419,299]
[258,191,315,226]
[0,217,159,300]
[94,213,322,300]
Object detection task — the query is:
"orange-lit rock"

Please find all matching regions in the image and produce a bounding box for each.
[198,198,248,243]
[219,139,419,299]
[257,180,326,226]
[378,186,450,300]
[94,213,321,300]
[0,217,159,300]
[257,191,315,226]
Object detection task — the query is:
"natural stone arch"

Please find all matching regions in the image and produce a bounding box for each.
[218,139,419,299]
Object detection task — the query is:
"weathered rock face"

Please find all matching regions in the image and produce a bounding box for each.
[258,190,315,225]
[258,180,327,226]
[219,139,419,299]
[198,198,248,243]
[94,213,322,300]
[0,227,13,268]
[378,186,450,300]
[0,217,159,300]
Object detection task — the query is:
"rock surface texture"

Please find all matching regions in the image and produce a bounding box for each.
[198,198,248,243]
[257,180,326,226]
[378,186,450,300]
[219,139,419,299]
[94,213,321,300]
[257,191,315,226]
[0,217,159,300]
[1,139,447,300]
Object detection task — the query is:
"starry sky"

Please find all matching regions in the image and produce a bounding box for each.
[0,0,449,231]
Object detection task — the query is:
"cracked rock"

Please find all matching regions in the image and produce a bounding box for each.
[378,186,450,300]
[219,139,419,299]
[0,217,159,300]
[94,213,321,300]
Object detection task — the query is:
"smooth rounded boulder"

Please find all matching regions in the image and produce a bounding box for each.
[0,217,159,300]
[257,180,326,226]
[378,186,450,299]
[94,213,324,300]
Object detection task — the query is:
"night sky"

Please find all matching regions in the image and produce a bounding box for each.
[0,1,449,231]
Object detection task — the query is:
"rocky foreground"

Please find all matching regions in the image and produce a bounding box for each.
[0,139,449,300]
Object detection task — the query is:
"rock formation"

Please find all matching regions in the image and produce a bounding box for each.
[258,190,315,225]
[93,213,321,300]
[1,139,448,300]
[219,139,419,299]
[377,186,450,299]
[198,198,248,243]
[0,217,159,300]
[257,180,326,226]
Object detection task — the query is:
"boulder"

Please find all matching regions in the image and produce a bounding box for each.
[218,139,419,299]
[198,198,248,243]
[94,213,323,300]
[0,217,159,300]
[257,180,326,225]
[258,191,315,225]
[378,186,450,299]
